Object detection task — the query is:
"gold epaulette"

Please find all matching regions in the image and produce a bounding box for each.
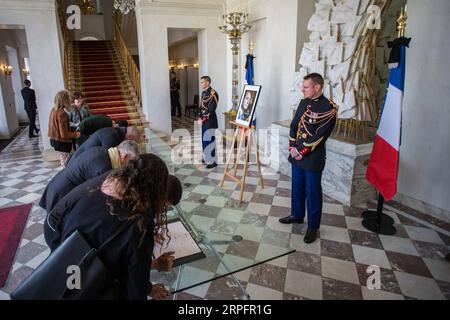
[328,99,339,109]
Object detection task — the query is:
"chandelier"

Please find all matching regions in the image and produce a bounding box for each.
[78,0,96,14]
[219,11,251,111]
[114,0,136,15]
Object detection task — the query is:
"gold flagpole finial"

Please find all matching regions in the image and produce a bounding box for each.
[397,7,408,37]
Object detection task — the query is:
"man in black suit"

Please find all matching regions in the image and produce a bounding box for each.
[21,80,39,138]
[39,140,139,213]
[66,126,140,165]
[170,71,181,117]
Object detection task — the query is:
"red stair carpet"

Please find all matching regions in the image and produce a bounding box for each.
[0,204,32,288]
[72,41,141,127]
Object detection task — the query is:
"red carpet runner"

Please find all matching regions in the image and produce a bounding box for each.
[72,41,142,126]
[0,204,32,288]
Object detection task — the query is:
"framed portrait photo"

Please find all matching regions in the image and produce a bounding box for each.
[235,85,262,128]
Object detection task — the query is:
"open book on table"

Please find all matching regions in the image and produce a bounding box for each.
[153,218,206,268]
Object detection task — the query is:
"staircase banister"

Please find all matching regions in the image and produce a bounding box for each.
[113,13,141,106]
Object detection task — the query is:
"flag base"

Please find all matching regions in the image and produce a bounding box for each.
[362,216,397,235]
[361,194,396,236]
[362,210,395,225]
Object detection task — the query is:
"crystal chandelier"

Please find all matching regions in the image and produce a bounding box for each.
[114,0,136,15]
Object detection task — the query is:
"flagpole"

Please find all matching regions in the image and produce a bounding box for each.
[362,7,410,236]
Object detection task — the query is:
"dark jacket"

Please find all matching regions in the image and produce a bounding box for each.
[199,87,219,130]
[21,87,37,111]
[69,104,91,128]
[44,174,155,300]
[68,127,126,165]
[39,147,112,212]
[170,78,180,98]
[78,115,113,136]
[289,95,337,172]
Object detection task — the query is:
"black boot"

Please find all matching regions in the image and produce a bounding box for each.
[303,229,317,244]
[279,216,304,224]
[206,163,218,169]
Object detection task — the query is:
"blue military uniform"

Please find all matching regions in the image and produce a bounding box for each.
[199,87,219,165]
[288,94,337,232]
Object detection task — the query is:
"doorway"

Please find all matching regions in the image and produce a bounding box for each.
[168,29,200,135]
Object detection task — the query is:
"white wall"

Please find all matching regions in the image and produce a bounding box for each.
[397,0,450,217]
[235,0,308,129]
[296,0,316,72]
[168,30,197,45]
[0,29,37,126]
[136,0,227,134]
[74,15,106,40]
[169,38,198,60]
[102,1,114,41]
[0,31,20,138]
[8,46,27,124]
[0,0,65,150]
[169,38,200,107]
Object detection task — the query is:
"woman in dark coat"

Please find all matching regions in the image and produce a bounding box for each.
[39,147,111,213]
[39,141,139,213]
[44,154,171,300]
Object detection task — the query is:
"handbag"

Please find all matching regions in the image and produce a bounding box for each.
[10,221,133,300]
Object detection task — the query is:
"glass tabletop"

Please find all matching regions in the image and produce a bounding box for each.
[146,128,295,294]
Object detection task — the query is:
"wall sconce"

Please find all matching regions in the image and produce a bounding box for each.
[177,65,184,70]
[2,65,13,76]
[22,68,30,76]
[193,63,199,70]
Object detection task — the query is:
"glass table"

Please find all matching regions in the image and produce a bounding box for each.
[146,128,295,299]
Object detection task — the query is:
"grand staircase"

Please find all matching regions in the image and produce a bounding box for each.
[68,40,147,129]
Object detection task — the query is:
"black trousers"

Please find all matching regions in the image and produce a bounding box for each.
[171,94,181,117]
[26,109,38,137]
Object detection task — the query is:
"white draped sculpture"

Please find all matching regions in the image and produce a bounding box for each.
[291,0,406,123]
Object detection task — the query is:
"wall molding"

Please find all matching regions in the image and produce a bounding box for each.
[139,0,222,16]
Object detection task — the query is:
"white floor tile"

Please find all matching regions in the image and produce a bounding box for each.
[285,270,323,300]
[246,283,283,300]
[352,245,392,269]
[321,256,359,285]
[395,271,445,300]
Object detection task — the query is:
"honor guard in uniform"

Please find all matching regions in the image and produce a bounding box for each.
[198,76,219,169]
[279,73,337,244]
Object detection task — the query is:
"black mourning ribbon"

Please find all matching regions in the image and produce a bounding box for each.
[388,37,412,66]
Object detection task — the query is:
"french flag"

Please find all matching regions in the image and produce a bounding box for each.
[366,37,411,201]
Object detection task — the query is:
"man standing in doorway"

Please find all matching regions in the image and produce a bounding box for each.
[21,80,39,138]
[279,73,337,244]
[170,71,181,117]
[198,76,219,169]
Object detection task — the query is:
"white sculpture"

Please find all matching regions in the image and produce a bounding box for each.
[292,0,405,123]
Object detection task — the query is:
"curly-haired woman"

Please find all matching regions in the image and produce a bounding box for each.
[44,154,173,300]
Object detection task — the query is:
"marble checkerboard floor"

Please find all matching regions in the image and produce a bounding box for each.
[1,127,450,300]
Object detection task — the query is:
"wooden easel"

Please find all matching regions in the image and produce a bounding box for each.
[220,121,264,204]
